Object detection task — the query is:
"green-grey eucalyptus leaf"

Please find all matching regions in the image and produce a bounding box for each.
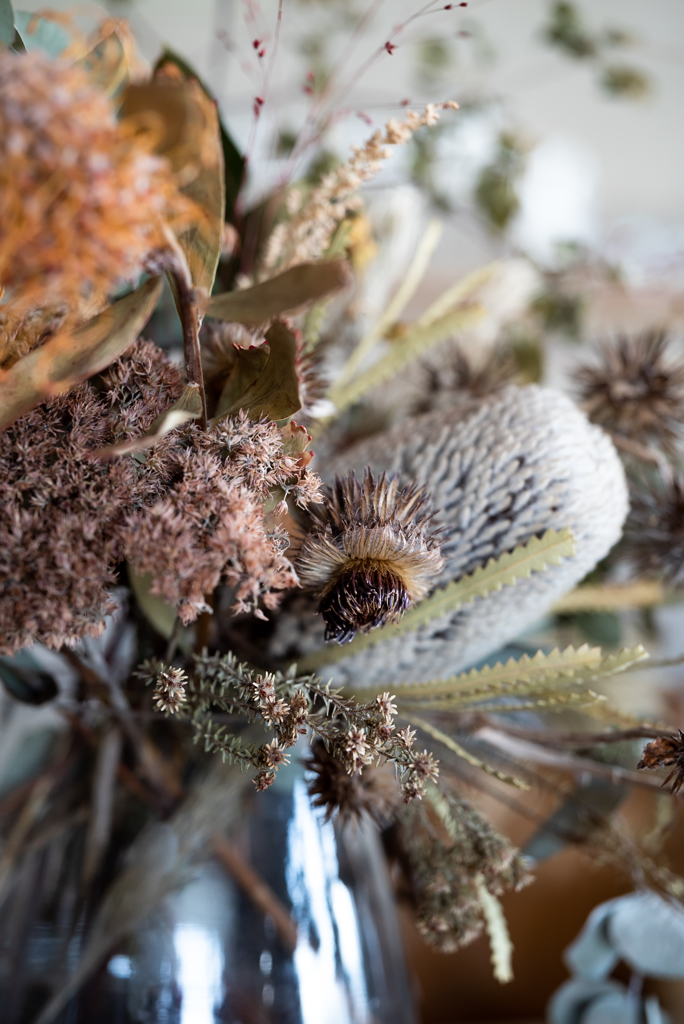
[206,260,350,326]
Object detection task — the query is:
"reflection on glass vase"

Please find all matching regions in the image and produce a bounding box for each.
[0,752,417,1024]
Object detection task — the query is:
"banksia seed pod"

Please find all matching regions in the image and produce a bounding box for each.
[318,385,627,685]
[298,469,444,642]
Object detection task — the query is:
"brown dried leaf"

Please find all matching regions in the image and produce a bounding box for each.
[94,382,203,458]
[119,78,225,298]
[206,260,351,326]
[212,320,301,423]
[214,345,270,421]
[0,277,162,432]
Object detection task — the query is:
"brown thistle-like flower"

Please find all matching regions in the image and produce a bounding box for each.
[298,469,444,643]
[637,731,684,794]
[575,331,684,454]
[305,739,396,824]
[415,345,517,415]
[623,474,684,586]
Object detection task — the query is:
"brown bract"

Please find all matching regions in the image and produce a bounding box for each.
[0,51,184,318]
[575,331,684,455]
[637,730,684,794]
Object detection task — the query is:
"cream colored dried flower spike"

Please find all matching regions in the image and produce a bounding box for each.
[318,386,628,686]
[298,470,444,643]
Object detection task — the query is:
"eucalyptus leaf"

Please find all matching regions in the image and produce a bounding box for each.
[0,277,162,432]
[608,890,684,979]
[206,260,350,326]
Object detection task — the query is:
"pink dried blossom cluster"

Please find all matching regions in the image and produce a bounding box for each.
[0,339,319,653]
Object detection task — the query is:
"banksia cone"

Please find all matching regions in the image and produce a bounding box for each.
[316,385,627,685]
[298,469,444,642]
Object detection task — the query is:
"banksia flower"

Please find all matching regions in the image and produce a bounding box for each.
[637,731,684,794]
[298,469,444,643]
[0,50,183,315]
[153,667,187,714]
[575,331,684,455]
[623,474,684,586]
[315,385,627,684]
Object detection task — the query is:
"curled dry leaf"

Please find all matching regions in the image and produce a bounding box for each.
[120,75,225,299]
[212,320,301,423]
[94,382,203,458]
[0,276,162,432]
[206,259,351,326]
[281,420,314,470]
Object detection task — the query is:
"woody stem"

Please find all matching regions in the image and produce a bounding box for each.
[168,260,208,430]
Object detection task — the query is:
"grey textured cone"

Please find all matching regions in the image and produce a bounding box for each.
[318,385,628,687]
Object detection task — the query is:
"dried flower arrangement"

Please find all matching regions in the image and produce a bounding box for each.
[0,3,682,1019]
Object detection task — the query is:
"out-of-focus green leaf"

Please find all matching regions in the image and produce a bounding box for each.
[155,47,244,223]
[95,383,203,458]
[212,320,301,423]
[128,569,177,641]
[0,277,162,432]
[13,10,70,55]
[206,260,350,326]
[0,0,14,46]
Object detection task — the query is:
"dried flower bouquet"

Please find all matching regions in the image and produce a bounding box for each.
[0,5,683,1014]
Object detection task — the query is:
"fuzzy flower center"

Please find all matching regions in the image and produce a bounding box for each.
[319,558,411,644]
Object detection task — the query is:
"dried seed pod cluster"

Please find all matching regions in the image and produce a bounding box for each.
[298,469,444,642]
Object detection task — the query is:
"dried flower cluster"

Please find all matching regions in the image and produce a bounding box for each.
[261,103,458,274]
[0,339,319,652]
[575,331,684,455]
[144,652,438,799]
[298,469,444,643]
[624,474,684,587]
[0,50,184,318]
[638,731,684,795]
[399,791,531,953]
[125,412,318,622]
[153,666,188,714]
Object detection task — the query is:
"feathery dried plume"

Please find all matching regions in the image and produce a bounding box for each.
[298,469,444,643]
[637,731,684,795]
[314,386,627,684]
[0,50,185,317]
[623,474,684,586]
[575,331,684,455]
[153,667,188,714]
[261,102,459,274]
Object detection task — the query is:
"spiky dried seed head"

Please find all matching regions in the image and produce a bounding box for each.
[624,475,684,586]
[153,666,188,714]
[298,468,444,643]
[637,731,684,794]
[304,739,396,825]
[575,331,684,455]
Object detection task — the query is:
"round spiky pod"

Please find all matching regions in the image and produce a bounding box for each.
[314,385,627,685]
[305,739,396,824]
[298,469,444,643]
[623,474,684,586]
[575,331,684,455]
